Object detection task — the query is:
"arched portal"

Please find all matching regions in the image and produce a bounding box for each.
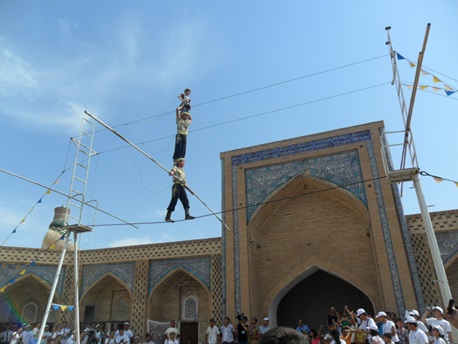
[0,275,59,323]
[80,274,132,323]
[275,269,374,329]
[149,269,210,343]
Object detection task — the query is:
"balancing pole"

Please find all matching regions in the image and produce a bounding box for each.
[84,110,231,231]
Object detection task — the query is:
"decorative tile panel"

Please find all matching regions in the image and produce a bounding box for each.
[245,150,366,221]
[148,257,211,295]
[81,262,135,295]
[0,263,65,298]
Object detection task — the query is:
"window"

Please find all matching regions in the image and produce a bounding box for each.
[182,296,198,320]
[23,302,38,324]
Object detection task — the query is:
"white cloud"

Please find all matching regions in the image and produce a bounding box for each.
[107,235,155,247]
[0,47,38,97]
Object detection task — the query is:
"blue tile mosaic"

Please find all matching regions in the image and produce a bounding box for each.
[245,150,367,222]
[437,231,458,264]
[0,263,65,298]
[148,257,211,296]
[82,262,135,295]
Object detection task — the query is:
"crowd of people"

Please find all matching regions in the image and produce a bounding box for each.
[1,304,458,344]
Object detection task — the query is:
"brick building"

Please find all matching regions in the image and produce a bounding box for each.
[1,121,457,343]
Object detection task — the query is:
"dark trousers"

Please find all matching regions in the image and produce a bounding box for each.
[167,184,189,212]
[173,133,187,160]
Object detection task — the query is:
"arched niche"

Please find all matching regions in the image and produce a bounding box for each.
[80,274,132,323]
[149,269,210,343]
[274,268,374,329]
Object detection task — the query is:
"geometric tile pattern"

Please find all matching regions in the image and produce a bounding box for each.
[0,263,66,298]
[148,257,211,295]
[245,150,367,221]
[81,262,136,295]
[211,254,223,322]
[132,260,149,336]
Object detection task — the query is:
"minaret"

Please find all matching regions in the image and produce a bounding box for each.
[41,206,74,250]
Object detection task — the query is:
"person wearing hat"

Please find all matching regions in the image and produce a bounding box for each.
[165,158,195,222]
[172,108,192,163]
[376,312,399,344]
[354,309,377,342]
[431,325,447,344]
[259,318,270,336]
[123,323,133,342]
[405,316,428,344]
[421,307,453,344]
[407,311,428,335]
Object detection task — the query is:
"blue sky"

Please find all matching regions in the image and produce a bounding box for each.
[1,1,457,249]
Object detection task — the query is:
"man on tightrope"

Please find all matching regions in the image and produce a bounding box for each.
[165,158,195,223]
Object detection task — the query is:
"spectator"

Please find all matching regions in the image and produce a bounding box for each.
[296,320,310,335]
[205,319,220,344]
[259,327,308,344]
[421,307,453,344]
[394,319,408,344]
[405,317,428,344]
[430,325,446,344]
[259,319,270,337]
[220,317,235,344]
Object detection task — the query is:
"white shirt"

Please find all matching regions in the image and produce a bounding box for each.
[425,318,451,343]
[359,318,377,340]
[116,333,130,344]
[409,329,429,344]
[206,326,220,344]
[382,321,399,342]
[164,340,178,344]
[220,324,235,343]
[10,331,22,344]
[21,330,34,344]
[124,330,134,340]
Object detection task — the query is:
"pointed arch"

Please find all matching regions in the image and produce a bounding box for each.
[248,174,370,242]
[81,272,133,301]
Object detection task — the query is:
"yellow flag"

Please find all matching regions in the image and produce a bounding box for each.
[419,85,428,90]
[0,286,6,293]
[46,189,51,194]
[61,305,68,311]
[50,244,56,249]
[20,218,25,223]
[455,182,458,188]
[53,179,60,185]
[20,269,26,275]
[433,76,441,83]
[408,62,416,68]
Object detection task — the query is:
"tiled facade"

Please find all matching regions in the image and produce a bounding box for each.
[1,122,457,341]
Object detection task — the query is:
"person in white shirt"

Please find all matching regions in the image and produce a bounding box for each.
[405,317,428,344]
[324,330,346,344]
[105,331,116,344]
[205,319,220,344]
[409,311,429,335]
[422,307,453,344]
[21,325,34,344]
[356,309,377,342]
[376,312,400,344]
[9,327,23,344]
[164,321,179,341]
[116,329,130,344]
[142,334,155,344]
[123,323,133,343]
[220,317,235,344]
[42,325,53,344]
[164,332,178,344]
[258,318,270,336]
[430,325,447,344]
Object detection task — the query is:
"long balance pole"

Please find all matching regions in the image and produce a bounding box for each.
[84,110,231,231]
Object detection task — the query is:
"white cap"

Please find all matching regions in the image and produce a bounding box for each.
[431,325,445,336]
[376,311,387,318]
[324,334,333,341]
[124,322,130,326]
[356,308,366,317]
[404,316,418,324]
[263,317,269,321]
[409,310,420,317]
[433,306,444,314]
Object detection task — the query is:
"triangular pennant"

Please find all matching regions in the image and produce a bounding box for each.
[432,87,441,92]
[19,269,26,275]
[20,218,25,223]
[12,229,16,234]
[433,76,441,83]
[45,189,51,194]
[396,53,405,60]
[0,286,6,292]
[10,278,15,284]
[60,235,66,240]
[408,62,416,68]
[444,84,454,91]
[61,305,68,311]
[38,198,42,204]
[455,182,458,188]
[68,306,74,311]
[445,90,456,96]
[50,244,56,249]
[419,85,428,90]
[30,261,36,266]
[433,177,443,183]
[53,179,60,185]
[420,69,429,76]
[407,85,413,89]
[52,305,60,311]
